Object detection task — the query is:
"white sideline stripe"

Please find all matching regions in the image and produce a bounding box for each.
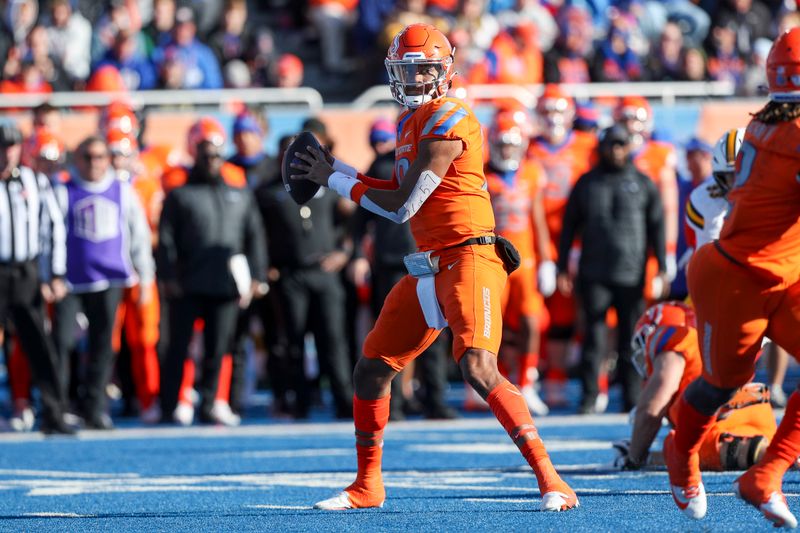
[23,512,94,518]
[464,498,532,504]
[0,414,631,443]
[407,440,610,454]
[244,504,311,510]
[238,449,350,459]
[0,469,137,479]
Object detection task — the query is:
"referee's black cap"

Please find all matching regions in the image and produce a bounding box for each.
[0,123,22,146]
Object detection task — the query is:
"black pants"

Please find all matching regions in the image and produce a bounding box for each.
[577,279,644,411]
[0,261,65,422]
[54,287,123,420]
[274,267,353,418]
[372,266,450,416]
[160,294,239,419]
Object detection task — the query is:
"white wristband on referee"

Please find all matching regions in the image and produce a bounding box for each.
[327,171,359,200]
[332,158,357,178]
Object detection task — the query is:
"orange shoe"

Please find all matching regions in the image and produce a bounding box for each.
[313,484,385,510]
[539,477,579,512]
[734,466,798,529]
[664,430,706,520]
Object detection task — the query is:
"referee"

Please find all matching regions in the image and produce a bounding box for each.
[0,123,73,434]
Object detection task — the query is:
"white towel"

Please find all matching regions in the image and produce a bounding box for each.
[415,275,448,329]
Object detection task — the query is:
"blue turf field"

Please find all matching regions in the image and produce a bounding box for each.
[0,408,794,532]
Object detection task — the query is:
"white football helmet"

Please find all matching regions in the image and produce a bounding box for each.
[711,128,745,194]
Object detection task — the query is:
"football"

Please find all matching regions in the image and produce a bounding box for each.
[281,131,323,205]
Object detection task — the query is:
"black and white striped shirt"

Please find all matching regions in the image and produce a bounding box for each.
[0,166,66,278]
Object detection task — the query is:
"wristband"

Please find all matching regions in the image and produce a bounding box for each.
[332,158,357,178]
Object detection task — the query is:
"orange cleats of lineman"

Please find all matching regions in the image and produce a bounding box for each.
[313,484,386,511]
[734,467,798,529]
[539,477,579,512]
[664,430,707,520]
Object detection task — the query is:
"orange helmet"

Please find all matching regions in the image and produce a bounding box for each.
[99,100,140,137]
[385,23,455,108]
[22,128,64,168]
[767,27,800,102]
[488,109,531,172]
[614,95,653,140]
[631,301,696,377]
[187,116,226,158]
[535,84,575,141]
[106,128,139,157]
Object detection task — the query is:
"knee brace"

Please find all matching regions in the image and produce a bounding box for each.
[684,378,737,417]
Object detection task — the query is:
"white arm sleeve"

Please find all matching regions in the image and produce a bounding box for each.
[332,158,358,178]
[359,170,442,224]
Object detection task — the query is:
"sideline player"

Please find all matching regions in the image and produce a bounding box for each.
[292,23,578,512]
[615,301,775,471]
[665,28,800,527]
[485,108,554,416]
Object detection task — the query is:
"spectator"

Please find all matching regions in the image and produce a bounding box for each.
[85,64,127,93]
[544,6,594,84]
[574,101,599,134]
[0,59,52,96]
[468,21,543,84]
[254,128,355,420]
[143,0,176,54]
[450,0,500,53]
[26,25,71,92]
[0,122,73,434]
[243,29,276,88]
[157,118,266,425]
[592,15,644,82]
[33,102,63,134]
[228,112,275,187]
[740,38,771,97]
[45,0,92,84]
[706,20,745,84]
[208,0,251,66]
[680,47,709,81]
[309,0,359,74]
[647,21,685,81]
[1,0,38,58]
[91,0,142,62]
[494,0,558,52]
[271,53,304,88]
[94,30,158,91]
[712,0,771,58]
[152,6,222,89]
[557,125,667,414]
[22,128,65,180]
[223,59,251,88]
[53,136,153,430]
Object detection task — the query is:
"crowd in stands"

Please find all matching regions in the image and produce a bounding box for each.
[0,0,797,100]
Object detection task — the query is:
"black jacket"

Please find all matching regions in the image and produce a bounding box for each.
[156,169,267,298]
[254,171,344,270]
[557,160,666,286]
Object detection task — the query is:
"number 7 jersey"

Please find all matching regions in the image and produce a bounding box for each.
[718,119,800,285]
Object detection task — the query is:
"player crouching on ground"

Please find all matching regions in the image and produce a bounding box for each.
[613,301,776,471]
[291,23,578,513]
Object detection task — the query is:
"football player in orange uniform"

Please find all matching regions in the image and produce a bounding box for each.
[106,128,163,424]
[615,301,775,472]
[527,84,597,406]
[665,29,800,527]
[485,108,553,416]
[294,23,577,513]
[616,96,678,300]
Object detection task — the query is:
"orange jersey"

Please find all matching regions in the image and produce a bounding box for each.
[161,162,246,195]
[633,140,677,184]
[718,119,800,285]
[485,160,544,263]
[395,97,495,251]
[527,131,597,259]
[643,324,703,427]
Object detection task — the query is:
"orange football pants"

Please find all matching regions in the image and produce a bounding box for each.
[687,244,800,389]
[364,244,507,371]
[698,400,777,471]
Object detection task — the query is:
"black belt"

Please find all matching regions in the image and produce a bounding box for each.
[442,235,497,251]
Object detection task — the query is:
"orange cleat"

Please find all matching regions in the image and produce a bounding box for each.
[313,484,385,511]
[539,477,579,512]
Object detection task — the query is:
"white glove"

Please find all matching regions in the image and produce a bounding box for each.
[665,252,677,282]
[537,260,557,298]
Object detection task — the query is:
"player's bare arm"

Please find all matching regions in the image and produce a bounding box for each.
[627,351,684,467]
